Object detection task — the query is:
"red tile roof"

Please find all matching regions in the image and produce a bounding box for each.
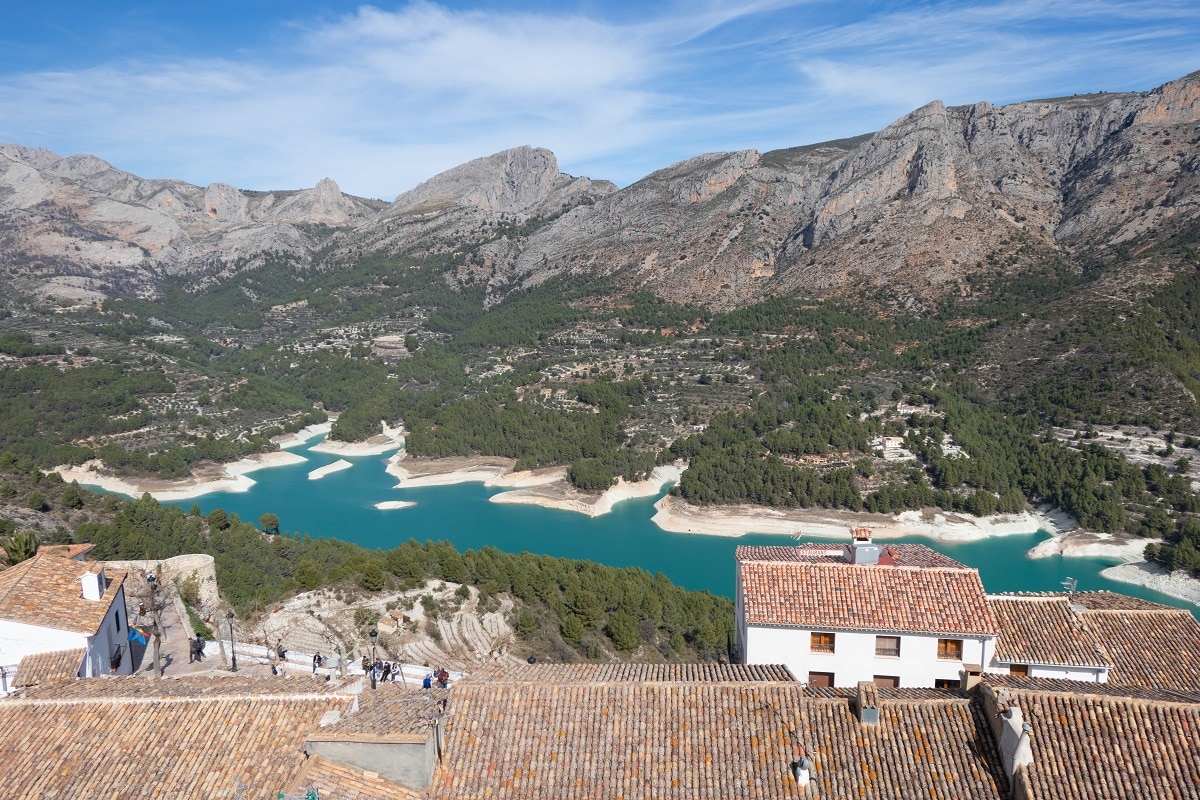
[13,648,85,687]
[987,596,1111,667]
[1078,607,1200,692]
[467,662,796,684]
[284,755,426,800]
[0,676,354,799]
[737,543,968,568]
[738,546,996,635]
[986,683,1200,800]
[433,671,1007,799]
[0,554,125,634]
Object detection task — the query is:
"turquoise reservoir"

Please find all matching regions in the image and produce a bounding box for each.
[88,438,1197,613]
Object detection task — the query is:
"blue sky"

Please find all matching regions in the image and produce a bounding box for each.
[1,1,1196,199]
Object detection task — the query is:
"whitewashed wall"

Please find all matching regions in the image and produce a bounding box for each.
[743,624,993,688]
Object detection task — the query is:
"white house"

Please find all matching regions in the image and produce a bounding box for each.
[0,554,133,682]
[735,527,998,688]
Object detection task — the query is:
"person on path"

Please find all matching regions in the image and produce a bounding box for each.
[313,652,322,675]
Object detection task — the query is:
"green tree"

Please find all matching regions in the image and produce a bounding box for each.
[27,491,48,512]
[60,481,84,509]
[560,614,585,646]
[295,559,323,590]
[605,612,642,651]
[258,513,281,534]
[359,560,385,592]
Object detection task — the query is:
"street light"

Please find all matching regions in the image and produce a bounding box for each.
[227,610,238,672]
[369,629,378,689]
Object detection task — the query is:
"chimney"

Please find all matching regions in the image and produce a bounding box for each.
[854,681,880,725]
[80,566,107,601]
[996,706,1034,779]
[843,526,882,565]
[960,663,983,691]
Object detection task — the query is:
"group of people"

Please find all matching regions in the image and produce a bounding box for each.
[423,667,451,689]
[361,656,408,683]
[188,635,205,664]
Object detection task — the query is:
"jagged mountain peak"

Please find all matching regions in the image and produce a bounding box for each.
[1,69,1197,314]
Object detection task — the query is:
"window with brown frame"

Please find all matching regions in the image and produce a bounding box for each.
[1009,664,1029,677]
[934,678,959,689]
[937,638,964,660]
[873,675,900,688]
[810,631,835,653]
[875,635,901,658]
[808,671,835,688]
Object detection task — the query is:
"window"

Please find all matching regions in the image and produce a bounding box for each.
[808,671,835,688]
[934,678,959,689]
[810,632,835,653]
[114,609,121,633]
[1009,664,1029,677]
[873,675,900,688]
[875,636,901,658]
[937,639,964,660]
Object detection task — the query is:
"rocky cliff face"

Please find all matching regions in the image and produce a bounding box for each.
[0,145,385,304]
[1,71,1197,312]
[491,70,1199,310]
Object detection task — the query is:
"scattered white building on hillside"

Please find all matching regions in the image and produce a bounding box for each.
[735,527,998,687]
[0,554,132,682]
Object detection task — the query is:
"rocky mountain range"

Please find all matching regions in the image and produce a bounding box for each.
[1,69,1197,313]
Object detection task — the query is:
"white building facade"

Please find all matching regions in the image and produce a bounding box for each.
[736,530,998,689]
[0,555,133,680]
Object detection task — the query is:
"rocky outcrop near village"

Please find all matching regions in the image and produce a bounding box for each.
[1,69,1197,311]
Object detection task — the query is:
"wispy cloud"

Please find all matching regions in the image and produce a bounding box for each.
[0,1,1194,197]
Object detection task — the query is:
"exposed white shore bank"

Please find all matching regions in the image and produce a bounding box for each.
[375,500,417,511]
[52,450,308,502]
[308,460,352,480]
[491,465,686,517]
[385,453,532,488]
[1102,562,1200,606]
[309,421,405,456]
[649,494,1063,542]
[272,422,333,449]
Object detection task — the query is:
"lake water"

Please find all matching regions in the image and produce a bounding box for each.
[117,437,1198,615]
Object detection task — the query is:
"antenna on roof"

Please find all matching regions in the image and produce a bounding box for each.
[1061,577,1077,594]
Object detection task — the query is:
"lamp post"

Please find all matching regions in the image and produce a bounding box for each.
[227,610,238,672]
[369,629,378,689]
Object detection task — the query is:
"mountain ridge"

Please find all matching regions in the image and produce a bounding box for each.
[1,69,1197,312]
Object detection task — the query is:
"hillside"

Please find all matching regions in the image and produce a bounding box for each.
[1,69,1199,582]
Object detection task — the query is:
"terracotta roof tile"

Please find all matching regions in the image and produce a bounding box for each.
[988,684,1200,800]
[13,648,85,687]
[1077,607,1200,692]
[738,550,996,635]
[284,755,426,800]
[433,675,1007,800]
[736,543,968,569]
[467,662,796,684]
[0,675,354,799]
[987,596,1111,667]
[325,682,445,737]
[0,554,125,634]
[984,674,1200,704]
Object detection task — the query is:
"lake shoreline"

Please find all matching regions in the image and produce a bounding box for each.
[52,448,1198,609]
